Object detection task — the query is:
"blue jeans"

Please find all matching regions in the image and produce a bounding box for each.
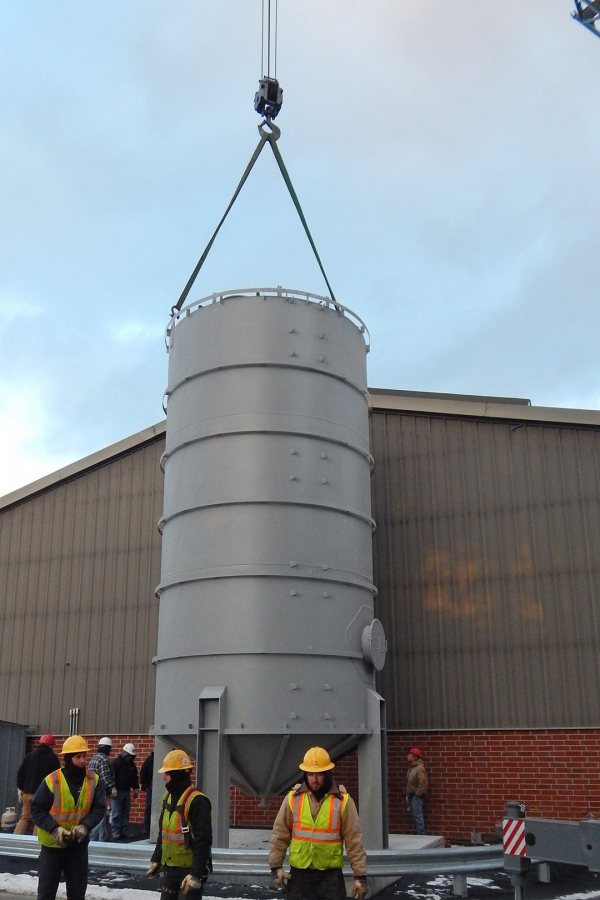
[143,787,152,836]
[111,790,131,838]
[409,794,426,835]
[90,807,110,841]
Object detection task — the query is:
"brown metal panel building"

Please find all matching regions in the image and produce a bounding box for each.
[0,431,164,735]
[369,396,600,730]
[1,391,599,766]
[2,390,600,838]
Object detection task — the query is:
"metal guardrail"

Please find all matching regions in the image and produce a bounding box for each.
[0,833,503,895]
[165,287,371,353]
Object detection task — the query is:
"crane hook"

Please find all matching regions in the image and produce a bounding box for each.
[258,116,281,142]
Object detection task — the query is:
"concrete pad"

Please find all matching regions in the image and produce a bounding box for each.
[387,833,445,850]
[228,828,444,851]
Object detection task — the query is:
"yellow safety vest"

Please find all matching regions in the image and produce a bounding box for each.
[288,788,349,870]
[160,787,206,868]
[36,769,99,848]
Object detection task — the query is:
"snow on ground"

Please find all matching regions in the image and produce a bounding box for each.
[0,872,256,899]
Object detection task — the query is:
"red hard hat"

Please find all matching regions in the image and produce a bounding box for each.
[39,734,56,746]
[409,746,422,758]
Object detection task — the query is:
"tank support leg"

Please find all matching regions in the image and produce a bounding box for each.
[197,686,231,847]
[357,690,388,849]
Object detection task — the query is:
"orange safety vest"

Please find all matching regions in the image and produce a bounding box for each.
[36,769,98,848]
[288,787,349,870]
[160,786,206,868]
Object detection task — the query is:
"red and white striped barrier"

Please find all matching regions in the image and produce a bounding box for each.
[503,818,526,856]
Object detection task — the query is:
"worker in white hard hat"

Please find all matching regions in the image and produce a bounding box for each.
[30,735,106,900]
[146,749,213,899]
[110,742,139,840]
[88,738,116,842]
[269,746,368,900]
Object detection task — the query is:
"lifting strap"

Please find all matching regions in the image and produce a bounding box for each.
[172,119,337,315]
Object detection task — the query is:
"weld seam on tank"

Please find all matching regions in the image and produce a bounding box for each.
[156,565,377,595]
[160,500,376,529]
[153,649,368,663]
[161,430,374,466]
[155,570,377,596]
[166,361,368,400]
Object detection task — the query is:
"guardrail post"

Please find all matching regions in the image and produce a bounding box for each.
[452,872,468,897]
[503,801,530,900]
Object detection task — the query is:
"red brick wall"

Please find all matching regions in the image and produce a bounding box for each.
[27,734,155,825]
[29,730,600,840]
[388,730,600,843]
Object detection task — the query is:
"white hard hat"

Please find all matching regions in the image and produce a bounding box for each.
[123,742,136,756]
[98,737,112,747]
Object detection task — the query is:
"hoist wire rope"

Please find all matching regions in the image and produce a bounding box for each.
[260,0,264,76]
[172,127,337,314]
[274,0,278,78]
[267,0,271,77]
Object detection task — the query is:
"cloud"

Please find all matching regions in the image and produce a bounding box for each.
[0,381,75,496]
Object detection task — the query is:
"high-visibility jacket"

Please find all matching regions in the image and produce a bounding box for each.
[36,769,99,848]
[288,788,349,870]
[160,787,206,868]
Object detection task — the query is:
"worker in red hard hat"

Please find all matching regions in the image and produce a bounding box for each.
[406,747,428,835]
[269,746,368,900]
[14,735,60,834]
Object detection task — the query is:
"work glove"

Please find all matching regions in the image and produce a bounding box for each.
[271,867,290,890]
[351,877,368,899]
[146,862,160,877]
[180,874,203,894]
[52,827,71,846]
[111,787,118,798]
[72,825,88,843]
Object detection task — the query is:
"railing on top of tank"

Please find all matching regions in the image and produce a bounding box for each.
[165,287,371,353]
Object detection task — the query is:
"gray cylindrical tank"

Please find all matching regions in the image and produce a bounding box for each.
[155,288,384,796]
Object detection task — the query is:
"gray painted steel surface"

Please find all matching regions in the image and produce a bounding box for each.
[155,289,383,797]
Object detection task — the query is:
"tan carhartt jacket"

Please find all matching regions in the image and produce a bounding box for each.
[268,780,367,876]
[406,761,428,797]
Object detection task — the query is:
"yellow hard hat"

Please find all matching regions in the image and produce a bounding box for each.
[158,749,193,773]
[299,746,335,772]
[62,735,89,754]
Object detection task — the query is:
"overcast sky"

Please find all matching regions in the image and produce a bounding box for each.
[2,1,599,497]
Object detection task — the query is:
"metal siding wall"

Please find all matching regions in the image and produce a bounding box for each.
[0,439,164,735]
[371,410,600,729]
[0,721,26,812]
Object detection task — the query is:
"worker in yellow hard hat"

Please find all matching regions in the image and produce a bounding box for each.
[30,735,107,900]
[269,746,368,900]
[146,749,213,899]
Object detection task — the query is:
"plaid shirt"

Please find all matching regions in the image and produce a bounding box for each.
[88,751,115,793]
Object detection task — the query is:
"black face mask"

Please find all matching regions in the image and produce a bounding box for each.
[304,771,333,801]
[165,770,192,795]
[63,756,86,787]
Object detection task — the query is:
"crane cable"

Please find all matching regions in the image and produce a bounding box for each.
[172,0,337,315]
[262,0,278,80]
